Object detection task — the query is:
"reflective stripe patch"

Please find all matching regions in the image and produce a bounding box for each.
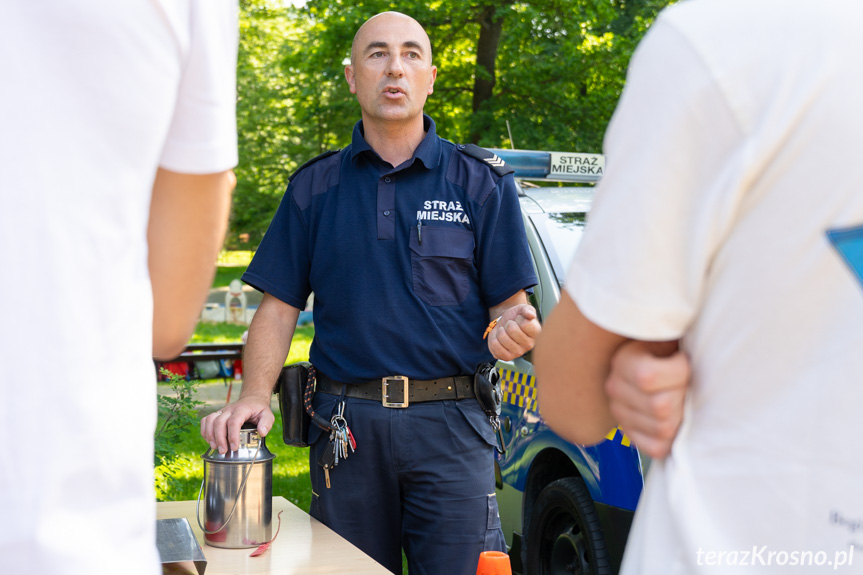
[604,427,632,447]
[500,368,633,447]
[499,369,537,412]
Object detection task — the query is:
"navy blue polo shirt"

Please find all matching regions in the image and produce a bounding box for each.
[243,115,537,383]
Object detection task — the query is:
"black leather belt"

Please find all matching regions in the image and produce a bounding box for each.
[315,372,475,408]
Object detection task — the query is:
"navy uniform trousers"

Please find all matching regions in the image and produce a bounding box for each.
[308,389,507,574]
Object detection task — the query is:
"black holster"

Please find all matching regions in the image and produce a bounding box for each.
[275,362,312,447]
[473,362,502,418]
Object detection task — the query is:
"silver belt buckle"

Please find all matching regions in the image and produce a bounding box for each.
[382,376,409,408]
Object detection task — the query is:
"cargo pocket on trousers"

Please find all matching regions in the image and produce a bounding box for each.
[409,226,475,306]
[487,493,502,530]
[484,493,506,550]
[455,399,498,449]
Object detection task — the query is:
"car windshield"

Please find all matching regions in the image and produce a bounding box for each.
[531,212,588,286]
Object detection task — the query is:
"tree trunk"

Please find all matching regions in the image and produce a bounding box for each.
[469,4,509,143]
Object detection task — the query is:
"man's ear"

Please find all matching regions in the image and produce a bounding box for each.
[428,65,437,95]
[345,65,357,94]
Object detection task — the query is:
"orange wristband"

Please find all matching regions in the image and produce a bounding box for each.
[483,316,503,340]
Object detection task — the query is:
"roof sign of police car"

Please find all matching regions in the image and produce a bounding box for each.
[488,148,605,184]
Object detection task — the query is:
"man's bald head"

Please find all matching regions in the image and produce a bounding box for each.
[345,10,437,131]
[350,11,433,65]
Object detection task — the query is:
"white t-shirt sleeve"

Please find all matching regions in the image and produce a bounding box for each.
[566,16,746,341]
[159,0,238,174]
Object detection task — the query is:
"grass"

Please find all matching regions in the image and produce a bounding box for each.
[217,250,254,266]
[213,249,253,288]
[183,322,313,363]
[155,396,313,511]
[189,321,249,343]
[213,266,248,289]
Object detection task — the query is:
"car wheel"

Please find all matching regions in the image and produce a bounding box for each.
[525,477,611,575]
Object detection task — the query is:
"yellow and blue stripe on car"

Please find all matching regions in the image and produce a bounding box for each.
[499,368,633,447]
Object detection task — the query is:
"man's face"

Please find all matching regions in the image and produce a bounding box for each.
[345,13,437,126]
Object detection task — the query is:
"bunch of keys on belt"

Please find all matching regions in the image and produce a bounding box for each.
[318,401,357,488]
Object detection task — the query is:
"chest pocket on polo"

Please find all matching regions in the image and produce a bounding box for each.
[409,226,475,306]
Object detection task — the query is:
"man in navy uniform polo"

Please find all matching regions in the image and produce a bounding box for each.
[202,12,540,574]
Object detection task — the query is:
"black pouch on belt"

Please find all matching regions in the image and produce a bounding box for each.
[275,361,312,447]
[473,362,502,417]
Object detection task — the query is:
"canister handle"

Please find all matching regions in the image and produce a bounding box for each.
[196,442,260,535]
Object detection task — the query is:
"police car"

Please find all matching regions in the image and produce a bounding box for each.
[489,149,647,575]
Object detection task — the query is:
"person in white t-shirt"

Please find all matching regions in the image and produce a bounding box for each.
[0,1,238,574]
[535,0,863,573]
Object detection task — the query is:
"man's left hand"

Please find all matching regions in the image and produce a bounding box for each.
[488,303,541,361]
[605,340,689,459]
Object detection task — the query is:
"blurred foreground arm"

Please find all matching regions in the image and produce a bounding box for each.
[148,167,235,359]
[534,292,689,458]
[534,292,626,445]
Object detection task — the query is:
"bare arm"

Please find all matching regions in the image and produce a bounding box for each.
[534,291,689,456]
[534,292,627,445]
[486,290,542,361]
[200,293,300,453]
[148,167,235,359]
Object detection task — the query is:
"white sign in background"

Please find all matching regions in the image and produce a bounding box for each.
[549,152,605,178]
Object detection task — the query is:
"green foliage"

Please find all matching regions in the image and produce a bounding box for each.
[155,369,205,500]
[228,0,676,248]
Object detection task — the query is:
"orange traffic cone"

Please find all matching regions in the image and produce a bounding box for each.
[476,551,512,575]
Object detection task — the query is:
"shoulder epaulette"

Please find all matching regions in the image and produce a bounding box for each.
[456,144,514,177]
[288,149,340,181]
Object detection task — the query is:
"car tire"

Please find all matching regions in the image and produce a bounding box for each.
[525,477,611,575]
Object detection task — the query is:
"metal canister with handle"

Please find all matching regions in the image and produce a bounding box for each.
[197,423,275,548]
